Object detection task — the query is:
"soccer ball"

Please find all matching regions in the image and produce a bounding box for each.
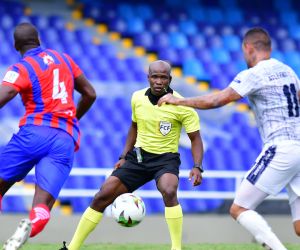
[111,193,146,227]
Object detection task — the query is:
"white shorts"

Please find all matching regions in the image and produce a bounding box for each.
[234,140,300,209]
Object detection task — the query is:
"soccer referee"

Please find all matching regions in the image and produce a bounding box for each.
[63,60,204,250]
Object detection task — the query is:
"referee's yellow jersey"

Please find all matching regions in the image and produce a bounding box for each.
[131,88,200,154]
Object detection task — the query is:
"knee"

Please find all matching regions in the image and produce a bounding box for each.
[230,203,247,220]
[294,222,300,237]
[161,187,177,203]
[91,190,113,212]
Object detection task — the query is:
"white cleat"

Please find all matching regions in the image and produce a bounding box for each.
[3,219,32,250]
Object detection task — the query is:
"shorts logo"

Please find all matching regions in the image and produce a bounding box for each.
[3,71,19,83]
[159,121,172,136]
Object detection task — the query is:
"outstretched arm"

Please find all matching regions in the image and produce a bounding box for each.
[158,87,242,109]
[74,74,96,120]
[0,85,18,108]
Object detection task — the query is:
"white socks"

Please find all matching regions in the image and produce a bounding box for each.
[237,210,287,250]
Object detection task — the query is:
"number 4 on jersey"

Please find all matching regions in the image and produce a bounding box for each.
[52,68,68,104]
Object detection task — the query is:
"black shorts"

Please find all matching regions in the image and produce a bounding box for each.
[111,148,181,192]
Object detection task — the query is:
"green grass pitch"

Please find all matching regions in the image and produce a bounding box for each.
[22,243,300,250]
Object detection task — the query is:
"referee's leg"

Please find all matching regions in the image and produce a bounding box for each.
[157,173,182,250]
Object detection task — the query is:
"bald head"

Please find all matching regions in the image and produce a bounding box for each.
[149,60,171,75]
[243,27,271,52]
[14,22,40,52]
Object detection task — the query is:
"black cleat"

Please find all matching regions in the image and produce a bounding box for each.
[59,241,68,250]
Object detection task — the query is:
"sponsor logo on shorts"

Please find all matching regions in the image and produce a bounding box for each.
[159,121,172,136]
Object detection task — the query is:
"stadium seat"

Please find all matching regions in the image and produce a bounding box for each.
[158,48,180,65]
[222,34,241,52]
[134,32,154,49]
[70,197,93,213]
[169,32,189,49]
[179,20,198,35]
[211,48,231,64]
[182,58,209,80]
[2,197,28,213]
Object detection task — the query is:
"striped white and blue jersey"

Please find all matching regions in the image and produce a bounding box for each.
[229,58,300,145]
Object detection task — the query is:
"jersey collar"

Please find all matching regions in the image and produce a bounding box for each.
[23,46,44,58]
[145,87,173,105]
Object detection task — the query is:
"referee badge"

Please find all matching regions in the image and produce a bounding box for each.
[159,121,172,136]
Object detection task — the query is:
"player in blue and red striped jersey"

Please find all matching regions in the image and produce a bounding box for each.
[0,22,96,250]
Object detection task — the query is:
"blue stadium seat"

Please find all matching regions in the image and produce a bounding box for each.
[206,34,223,49]
[48,15,65,29]
[2,197,27,213]
[186,6,205,22]
[177,48,195,61]
[108,18,127,33]
[278,38,297,52]
[188,34,206,49]
[219,62,238,79]
[203,63,220,79]
[169,32,188,49]
[288,25,300,40]
[144,20,162,33]
[141,180,157,190]
[135,4,153,20]
[70,197,93,213]
[75,29,93,46]
[0,14,14,30]
[271,50,285,61]
[224,9,244,24]
[126,17,145,34]
[284,51,300,69]
[182,59,208,80]
[153,33,170,49]
[179,20,198,35]
[117,3,135,20]
[204,148,226,170]
[158,48,180,65]
[211,48,231,64]
[143,199,164,214]
[98,44,118,58]
[210,74,230,89]
[222,34,241,52]
[134,32,153,49]
[206,8,223,24]
[178,147,193,169]
[279,11,298,26]
[195,48,213,63]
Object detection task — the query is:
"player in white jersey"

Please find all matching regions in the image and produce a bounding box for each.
[158,27,300,250]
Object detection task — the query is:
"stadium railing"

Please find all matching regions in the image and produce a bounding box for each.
[5,168,288,201]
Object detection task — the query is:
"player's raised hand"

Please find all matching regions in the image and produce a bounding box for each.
[158,93,179,106]
[189,167,202,186]
[114,159,126,169]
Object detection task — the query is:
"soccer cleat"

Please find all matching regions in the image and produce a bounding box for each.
[59,241,68,250]
[262,243,273,250]
[3,218,32,250]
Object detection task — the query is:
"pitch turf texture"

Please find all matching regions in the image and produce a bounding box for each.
[22,243,300,249]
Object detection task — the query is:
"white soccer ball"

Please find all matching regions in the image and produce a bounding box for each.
[111,193,146,227]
